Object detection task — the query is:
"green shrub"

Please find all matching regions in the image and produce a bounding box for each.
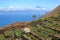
[4,31,14,38]
[52,37,59,40]
[14,29,24,38]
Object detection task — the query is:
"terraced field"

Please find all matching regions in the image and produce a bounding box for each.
[30,5,60,40]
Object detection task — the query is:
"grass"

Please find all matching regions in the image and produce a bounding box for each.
[0,34,5,40]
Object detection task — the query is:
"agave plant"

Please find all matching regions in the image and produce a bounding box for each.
[14,29,24,38]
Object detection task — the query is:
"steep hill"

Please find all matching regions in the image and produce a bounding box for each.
[32,5,60,30]
[31,5,60,39]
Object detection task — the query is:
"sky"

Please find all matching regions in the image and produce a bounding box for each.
[0,0,60,10]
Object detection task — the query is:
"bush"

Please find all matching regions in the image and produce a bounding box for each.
[14,29,24,38]
[0,34,5,40]
[4,31,14,38]
[52,37,59,40]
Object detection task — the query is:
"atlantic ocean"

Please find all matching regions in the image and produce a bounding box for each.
[0,10,48,27]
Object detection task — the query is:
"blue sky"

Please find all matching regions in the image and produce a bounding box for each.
[0,0,60,10]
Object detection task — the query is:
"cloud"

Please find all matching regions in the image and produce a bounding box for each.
[0,6,23,11]
[30,8,49,10]
[0,6,49,11]
[34,6,49,10]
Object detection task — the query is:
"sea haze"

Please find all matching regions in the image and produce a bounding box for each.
[0,10,48,27]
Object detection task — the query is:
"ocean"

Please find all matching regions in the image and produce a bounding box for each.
[0,10,48,27]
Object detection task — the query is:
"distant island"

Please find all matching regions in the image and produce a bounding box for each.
[0,5,60,40]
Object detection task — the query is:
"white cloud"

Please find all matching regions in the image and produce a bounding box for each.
[0,6,22,11]
[0,6,49,11]
[28,7,49,10]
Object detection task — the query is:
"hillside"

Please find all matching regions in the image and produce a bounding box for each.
[31,5,60,40]
[32,5,60,30]
[0,5,60,40]
[0,22,30,33]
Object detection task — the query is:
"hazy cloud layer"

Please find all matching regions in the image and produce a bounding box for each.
[0,6,49,11]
